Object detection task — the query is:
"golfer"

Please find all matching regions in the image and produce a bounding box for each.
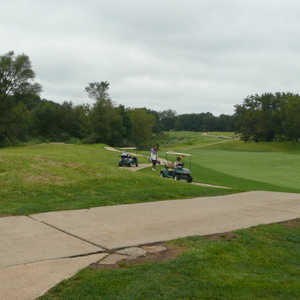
[150,145,159,171]
[174,156,184,168]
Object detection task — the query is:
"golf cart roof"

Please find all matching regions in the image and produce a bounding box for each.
[166,151,192,157]
[119,147,136,150]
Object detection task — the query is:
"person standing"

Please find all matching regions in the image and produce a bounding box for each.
[150,145,159,171]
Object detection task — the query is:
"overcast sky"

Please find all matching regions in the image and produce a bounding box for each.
[1,0,300,115]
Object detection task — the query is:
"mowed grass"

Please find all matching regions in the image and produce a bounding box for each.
[165,134,300,193]
[158,131,224,149]
[40,220,300,300]
[205,131,236,138]
[0,143,235,216]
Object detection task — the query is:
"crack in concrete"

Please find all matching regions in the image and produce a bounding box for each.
[2,250,108,269]
[27,215,109,251]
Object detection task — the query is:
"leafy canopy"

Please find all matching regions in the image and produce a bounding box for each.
[0,51,41,99]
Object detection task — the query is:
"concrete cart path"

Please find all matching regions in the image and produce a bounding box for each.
[1,191,300,299]
[0,253,106,300]
[31,191,300,250]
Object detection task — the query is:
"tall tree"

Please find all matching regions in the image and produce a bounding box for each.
[85,81,110,101]
[281,95,300,142]
[0,51,41,100]
[129,109,155,148]
[0,51,41,144]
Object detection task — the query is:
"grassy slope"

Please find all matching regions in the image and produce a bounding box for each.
[40,220,300,300]
[0,143,235,216]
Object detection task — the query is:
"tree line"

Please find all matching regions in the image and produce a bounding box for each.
[2,51,299,148]
[0,52,155,147]
[0,51,235,148]
[235,93,300,142]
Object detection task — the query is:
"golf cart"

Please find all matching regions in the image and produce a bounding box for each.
[118,147,138,167]
[160,151,192,183]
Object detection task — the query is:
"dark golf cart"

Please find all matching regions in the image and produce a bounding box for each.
[160,151,192,183]
[118,148,138,167]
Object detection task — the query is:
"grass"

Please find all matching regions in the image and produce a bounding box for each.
[189,149,300,192]
[40,219,300,300]
[157,131,224,149]
[206,140,300,153]
[161,134,300,193]
[1,134,299,216]
[0,143,235,216]
[3,133,300,299]
[204,131,236,138]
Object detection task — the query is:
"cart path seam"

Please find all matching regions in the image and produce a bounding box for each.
[27,215,109,251]
[2,250,109,269]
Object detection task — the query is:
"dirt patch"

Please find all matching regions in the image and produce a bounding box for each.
[119,164,152,172]
[32,157,82,169]
[205,231,237,241]
[90,244,186,270]
[32,156,61,166]
[24,175,65,185]
[63,162,82,169]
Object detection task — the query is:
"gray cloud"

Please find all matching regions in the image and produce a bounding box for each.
[1,0,300,114]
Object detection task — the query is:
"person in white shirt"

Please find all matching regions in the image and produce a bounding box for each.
[150,145,159,171]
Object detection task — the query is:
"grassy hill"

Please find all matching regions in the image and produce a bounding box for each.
[1,132,299,216]
[0,142,234,216]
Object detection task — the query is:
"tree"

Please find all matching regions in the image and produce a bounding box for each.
[129,109,155,148]
[0,51,41,100]
[0,51,41,144]
[159,110,176,131]
[234,92,300,142]
[281,95,300,142]
[85,81,110,101]
[84,81,126,145]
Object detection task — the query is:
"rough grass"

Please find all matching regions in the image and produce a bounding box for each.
[0,143,235,216]
[40,220,300,300]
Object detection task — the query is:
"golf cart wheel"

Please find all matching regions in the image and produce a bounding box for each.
[118,162,122,167]
[174,175,180,181]
[135,163,138,167]
[187,176,193,183]
[160,171,165,178]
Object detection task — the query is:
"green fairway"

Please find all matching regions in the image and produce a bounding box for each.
[158,131,224,149]
[164,136,300,193]
[190,149,300,191]
[0,143,234,216]
[40,219,300,300]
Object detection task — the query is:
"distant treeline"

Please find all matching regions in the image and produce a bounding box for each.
[0,92,235,148]
[1,51,300,148]
[235,93,300,142]
[0,51,235,148]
